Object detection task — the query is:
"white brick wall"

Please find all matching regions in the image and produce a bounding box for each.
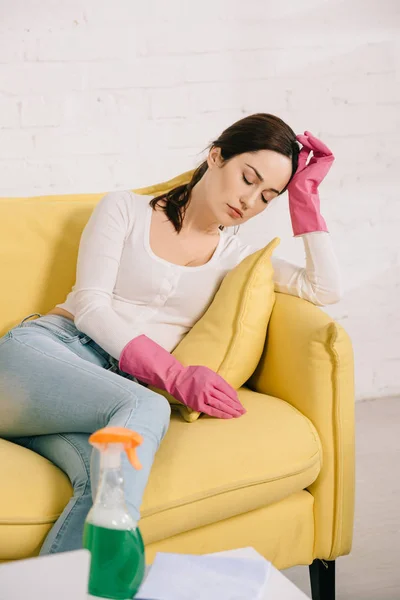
[1,0,399,400]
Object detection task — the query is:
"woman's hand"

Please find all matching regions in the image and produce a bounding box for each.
[120,334,246,419]
[287,131,335,236]
[171,365,246,419]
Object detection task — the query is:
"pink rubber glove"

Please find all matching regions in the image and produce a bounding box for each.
[288,131,334,236]
[119,335,246,419]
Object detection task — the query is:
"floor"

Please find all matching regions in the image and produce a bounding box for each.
[284,396,400,600]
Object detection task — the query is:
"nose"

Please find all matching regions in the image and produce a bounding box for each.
[240,189,258,211]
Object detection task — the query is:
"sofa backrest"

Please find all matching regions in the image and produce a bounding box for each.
[0,193,102,336]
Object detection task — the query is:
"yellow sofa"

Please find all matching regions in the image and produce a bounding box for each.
[0,182,355,599]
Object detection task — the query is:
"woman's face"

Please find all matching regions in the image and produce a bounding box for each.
[204,147,293,227]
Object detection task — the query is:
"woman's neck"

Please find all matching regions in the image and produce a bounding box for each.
[182,178,220,236]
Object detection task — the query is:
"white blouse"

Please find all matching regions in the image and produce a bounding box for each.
[58,191,342,360]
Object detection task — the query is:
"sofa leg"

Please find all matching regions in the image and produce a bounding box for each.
[309,559,335,600]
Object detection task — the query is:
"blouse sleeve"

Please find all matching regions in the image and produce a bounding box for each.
[72,191,142,359]
[270,232,342,306]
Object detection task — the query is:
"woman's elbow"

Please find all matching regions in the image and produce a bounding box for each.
[313,281,343,306]
[74,291,110,332]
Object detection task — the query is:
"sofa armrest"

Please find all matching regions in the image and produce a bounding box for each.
[249,293,355,560]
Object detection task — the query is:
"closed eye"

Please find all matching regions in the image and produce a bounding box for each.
[242,174,251,185]
[242,174,269,204]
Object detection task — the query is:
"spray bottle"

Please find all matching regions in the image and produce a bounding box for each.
[83,426,145,599]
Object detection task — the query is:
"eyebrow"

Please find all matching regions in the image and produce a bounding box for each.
[245,163,280,195]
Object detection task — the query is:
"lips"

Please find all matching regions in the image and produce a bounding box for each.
[227,204,243,218]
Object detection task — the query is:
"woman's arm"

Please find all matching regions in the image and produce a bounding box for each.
[272,131,342,306]
[72,190,141,359]
[238,133,341,306]
[271,232,342,306]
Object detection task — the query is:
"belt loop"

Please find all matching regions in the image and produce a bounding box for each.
[19,313,42,326]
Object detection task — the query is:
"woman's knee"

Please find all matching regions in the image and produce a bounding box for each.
[116,385,171,439]
[144,387,171,423]
[147,388,171,415]
[118,383,170,416]
[144,389,171,441]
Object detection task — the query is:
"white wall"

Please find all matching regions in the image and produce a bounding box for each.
[1,0,399,400]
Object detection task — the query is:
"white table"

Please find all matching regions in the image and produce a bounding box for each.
[0,548,308,600]
[266,565,308,599]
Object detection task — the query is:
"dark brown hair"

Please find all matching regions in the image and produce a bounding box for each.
[150,113,300,233]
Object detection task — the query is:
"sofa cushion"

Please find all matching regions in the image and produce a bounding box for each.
[0,195,102,337]
[139,387,322,545]
[0,439,72,560]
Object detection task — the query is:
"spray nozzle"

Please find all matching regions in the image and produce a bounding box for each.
[89,427,143,470]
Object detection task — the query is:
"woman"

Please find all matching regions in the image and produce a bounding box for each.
[0,113,341,555]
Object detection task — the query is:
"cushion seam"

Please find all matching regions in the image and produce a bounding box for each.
[329,322,343,558]
[141,450,321,518]
[144,489,314,547]
[278,397,324,471]
[0,515,61,526]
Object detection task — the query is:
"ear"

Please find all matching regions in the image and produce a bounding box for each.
[207,146,223,169]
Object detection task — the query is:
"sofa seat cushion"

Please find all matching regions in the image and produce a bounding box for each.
[0,439,72,560]
[140,388,322,545]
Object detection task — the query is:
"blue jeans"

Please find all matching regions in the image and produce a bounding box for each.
[0,314,171,555]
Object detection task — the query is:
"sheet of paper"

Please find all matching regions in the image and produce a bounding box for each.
[207,547,268,561]
[207,547,271,598]
[135,550,270,600]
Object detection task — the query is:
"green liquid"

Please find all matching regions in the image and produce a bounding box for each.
[83,522,145,599]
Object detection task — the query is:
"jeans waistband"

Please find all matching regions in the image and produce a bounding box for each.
[20,313,80,336]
